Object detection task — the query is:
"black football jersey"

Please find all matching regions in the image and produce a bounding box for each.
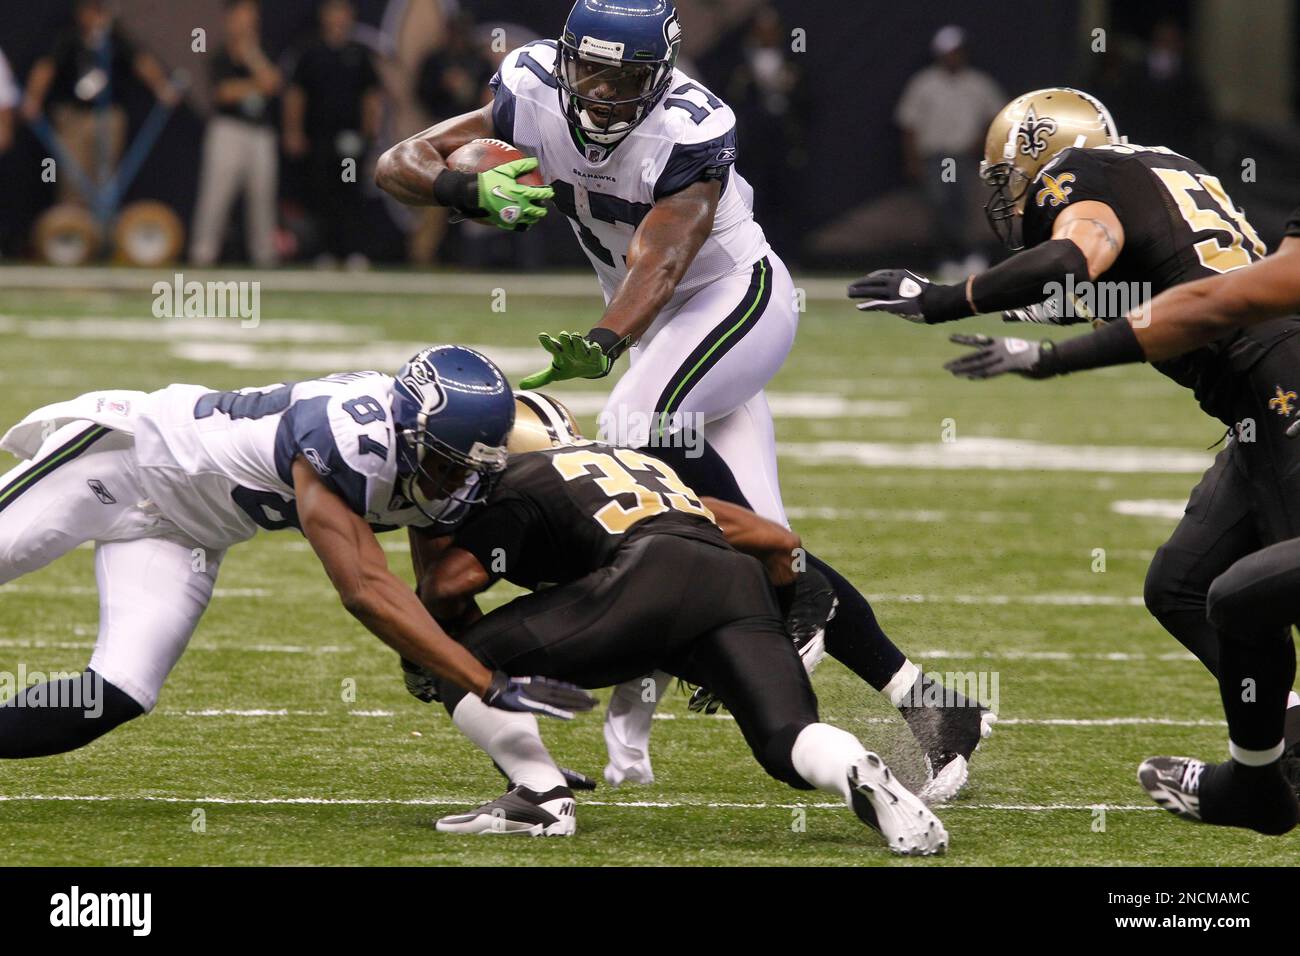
[1022,144,1300,423]
[451,440,725,591]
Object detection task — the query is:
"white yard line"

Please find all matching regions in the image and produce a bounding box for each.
[865,593,1145,607]
[0,792,1161,811]
[784,438,1212,474]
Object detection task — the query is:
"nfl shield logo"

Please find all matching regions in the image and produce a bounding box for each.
[585,143,607,163]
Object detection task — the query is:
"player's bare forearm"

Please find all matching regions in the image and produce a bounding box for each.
[702,496,802,586]
[414,546,491,613]
[374,104,494,206]
[294,459,492,696]
[596,179,720,341]
[1130,238,1300,361]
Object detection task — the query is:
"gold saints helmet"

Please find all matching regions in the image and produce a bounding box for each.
[980,87,1120,248]
[508,391,583,454]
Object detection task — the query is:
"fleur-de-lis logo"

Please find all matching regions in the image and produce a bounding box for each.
[1035,172,1076,208]
[1269,385,1297,417]
[1017,107,1058,160]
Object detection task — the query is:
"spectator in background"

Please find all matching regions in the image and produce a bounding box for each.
[20,0,176,206]
[415,12,493,124]
[895,25,1003,276]
[723,5,808,262]
[0,47,17,155]
[190,0,281,267]
[1122,20,1211,159]
[284,0,382,270]
[408,12,494,266]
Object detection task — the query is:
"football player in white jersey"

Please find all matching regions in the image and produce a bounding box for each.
[0,346,593,759]
[376,0,792,524]
[376,0,992,797]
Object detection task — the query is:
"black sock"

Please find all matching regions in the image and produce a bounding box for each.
[0,669,144,758]
[1217,630,1294,754]
[805,553,907,692]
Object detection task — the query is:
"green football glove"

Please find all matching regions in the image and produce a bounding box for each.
[434,157,553,231]
[519,328,629,389]
[477,158,553,231]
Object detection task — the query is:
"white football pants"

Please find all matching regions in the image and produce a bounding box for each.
[0,422,224,711]
[599,252,798,786]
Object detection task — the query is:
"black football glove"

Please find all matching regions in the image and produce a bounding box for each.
[848,269,932,322]
[401,656,440,704]
[848,269,972,324]
[944,333,1054,380]
[482,671,598,720]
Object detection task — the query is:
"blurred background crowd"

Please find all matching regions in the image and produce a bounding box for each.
[0,0,1296,273]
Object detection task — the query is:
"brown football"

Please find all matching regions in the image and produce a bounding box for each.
[445,138,543,185]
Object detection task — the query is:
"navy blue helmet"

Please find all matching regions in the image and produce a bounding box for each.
[556,0,682,145]
[391,345,514,525]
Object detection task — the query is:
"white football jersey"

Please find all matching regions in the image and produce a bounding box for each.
[131,372,435,550]
[491,40,769,302]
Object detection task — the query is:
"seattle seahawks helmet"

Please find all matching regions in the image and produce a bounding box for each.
[555,0,682,146]
[391,346,513,525]
[980,88,1120,249]
[509,391,583,454]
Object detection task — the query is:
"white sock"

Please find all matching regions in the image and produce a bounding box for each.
[1287,690,1299,710]
[1228,738,1285,767]
[602,671,670,787]
[451,694,566,792]
[883,660,921,708]
[790,723,868,801]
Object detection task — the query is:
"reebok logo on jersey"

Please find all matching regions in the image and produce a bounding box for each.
[87,479,116,505]
[303,447,331,475]
[715,146,737,162]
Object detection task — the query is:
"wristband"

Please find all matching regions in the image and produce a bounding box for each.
[586,326,631,361]
[1035,319,1146,377]
[432,169,484,216]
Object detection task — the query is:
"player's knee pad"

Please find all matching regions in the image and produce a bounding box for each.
[757,722,817,790]
[1206,569,1294,643]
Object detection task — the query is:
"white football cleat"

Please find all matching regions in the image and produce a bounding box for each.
[918,709,997,805]
[436,785,576,836]
[849,752,949,856]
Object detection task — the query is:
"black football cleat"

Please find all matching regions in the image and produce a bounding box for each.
[1139,755,1299,835]
[848,752,948,856]
[436,785,576,836]
[899,675,995,804]
[785,567,837,673]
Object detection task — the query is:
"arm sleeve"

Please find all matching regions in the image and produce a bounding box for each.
[273,396,372,516]
[654,127,737,199]
[488,67,516,143]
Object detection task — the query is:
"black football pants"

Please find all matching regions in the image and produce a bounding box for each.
[440,533,820,788]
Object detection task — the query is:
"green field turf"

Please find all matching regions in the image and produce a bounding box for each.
[0,275,1292,866]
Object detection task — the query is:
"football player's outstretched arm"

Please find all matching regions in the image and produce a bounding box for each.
[519,179,721,388]
[1127,235,1300,361]
[701,497,802,587]
[296,458,493,696]
[298,460,593,718]
[945,231,1300,381]
[849,200,1124,324]
[597,179,721,341]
